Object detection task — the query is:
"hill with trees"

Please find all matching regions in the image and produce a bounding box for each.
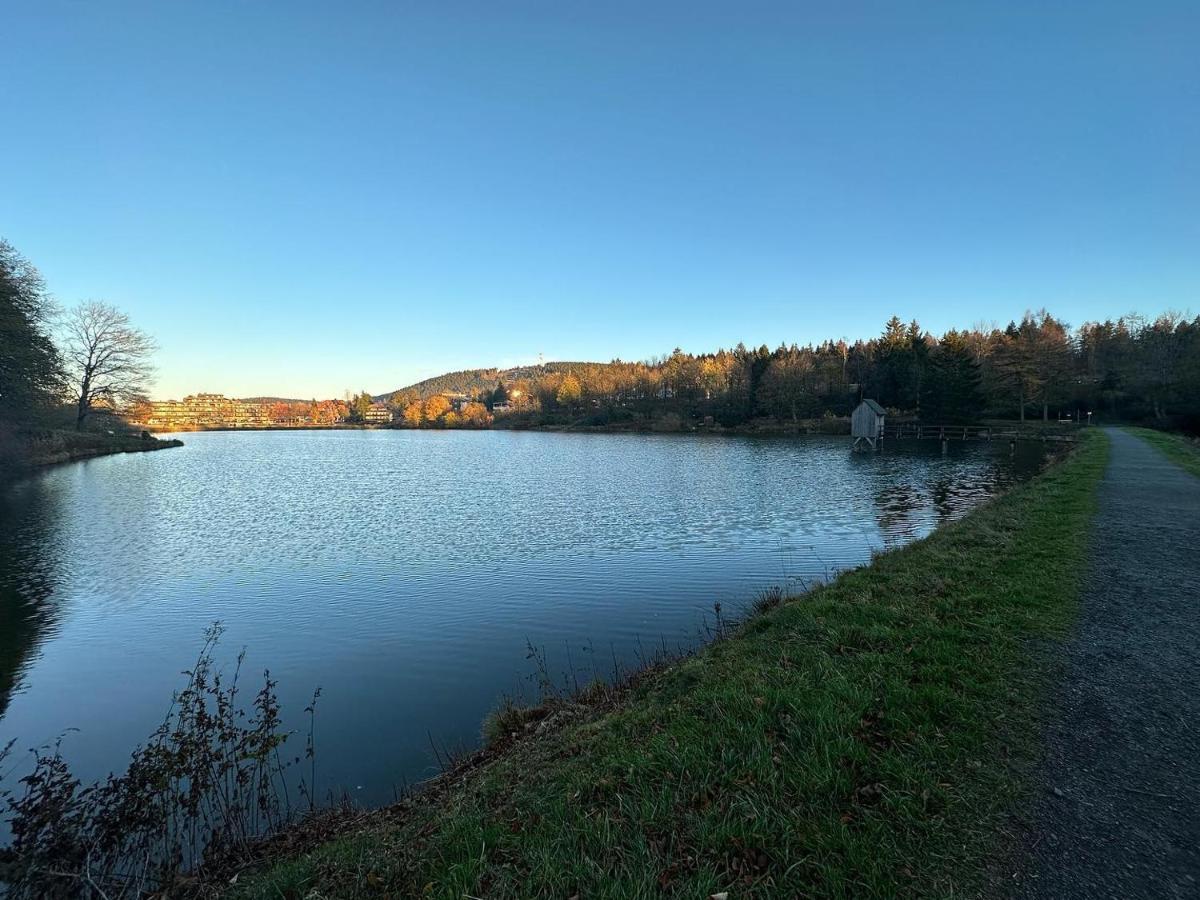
[379,313,1200,433]
[380,362,591,402]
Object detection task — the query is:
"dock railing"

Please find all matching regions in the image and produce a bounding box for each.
[883,423,1080,443]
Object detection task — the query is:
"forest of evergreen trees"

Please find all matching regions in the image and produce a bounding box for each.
[389,312,1200,433]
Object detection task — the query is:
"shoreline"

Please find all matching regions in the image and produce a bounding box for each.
[146,417,1090,441]
[217,431,1108,898]
[3,430,184,475]
[33,437,184,468]
[138,423,371,433]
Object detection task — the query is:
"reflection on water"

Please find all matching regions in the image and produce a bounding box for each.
[0,478,63,719]
[0,430,1043,805]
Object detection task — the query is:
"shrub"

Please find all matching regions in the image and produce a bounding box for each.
[0,624,311,898]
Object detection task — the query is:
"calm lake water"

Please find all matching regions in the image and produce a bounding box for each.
[0,430,1044,806]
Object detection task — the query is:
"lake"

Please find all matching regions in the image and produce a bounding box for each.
[0,429,1044,807]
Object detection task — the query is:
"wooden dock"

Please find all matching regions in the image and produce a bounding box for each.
[882,424,1079,443]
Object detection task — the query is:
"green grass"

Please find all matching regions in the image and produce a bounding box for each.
[1125,426,1200,478]
[232,433,1109,900]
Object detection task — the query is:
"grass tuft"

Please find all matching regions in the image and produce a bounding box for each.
[481,698,548,746]
[750,584,785,616]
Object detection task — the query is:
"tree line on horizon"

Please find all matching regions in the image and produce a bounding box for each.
[387,311,1200,432]
[4,236,1198,443]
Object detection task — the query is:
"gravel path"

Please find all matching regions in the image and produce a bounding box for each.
[1009,428,1200,899]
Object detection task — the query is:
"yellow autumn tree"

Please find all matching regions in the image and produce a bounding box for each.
[402,403,423,427]
[460,402,492,428]
[422,395,452,423]
[555,374,582,409]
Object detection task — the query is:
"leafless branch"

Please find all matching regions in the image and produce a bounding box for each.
[61,301,156,429]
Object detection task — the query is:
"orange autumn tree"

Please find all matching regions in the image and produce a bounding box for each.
[422,395,452,424]
[402,403,423,427]
[309,399,347,425]
[459,402,492,428]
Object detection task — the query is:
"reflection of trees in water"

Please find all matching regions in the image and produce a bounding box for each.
[859,441,1048,549]
[929,470,999,523]
[0,478,63,720]
[848,450,929,549]
[872,480,928,549]
[931,443,1049,523]
[930,475,955,522]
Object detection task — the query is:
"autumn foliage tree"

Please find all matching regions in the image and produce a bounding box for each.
[554,374,583,410]
[459,402,492,428]
[310,400,347,425]
[422,395,452,424]
[401,402,423,427]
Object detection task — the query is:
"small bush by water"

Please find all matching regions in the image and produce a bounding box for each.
[0,624,313,898]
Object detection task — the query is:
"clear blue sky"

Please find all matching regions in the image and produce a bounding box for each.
[4,1,1197,400]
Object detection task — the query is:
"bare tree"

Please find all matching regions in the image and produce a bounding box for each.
[63,301,156,429]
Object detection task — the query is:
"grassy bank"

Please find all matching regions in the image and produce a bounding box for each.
[1124,426,1200,478]
[0,427,183,476]
[231,433,1108,899]
[25,429,183,467]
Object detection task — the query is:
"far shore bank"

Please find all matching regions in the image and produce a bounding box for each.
[147,415,1096,441]
[144,423,362,434]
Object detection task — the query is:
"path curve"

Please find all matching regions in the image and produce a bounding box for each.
[1011,428,1200,898]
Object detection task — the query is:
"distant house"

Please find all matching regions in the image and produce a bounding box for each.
[851,399,886,451]
[445,393,472,412]
[364,403,393,424]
